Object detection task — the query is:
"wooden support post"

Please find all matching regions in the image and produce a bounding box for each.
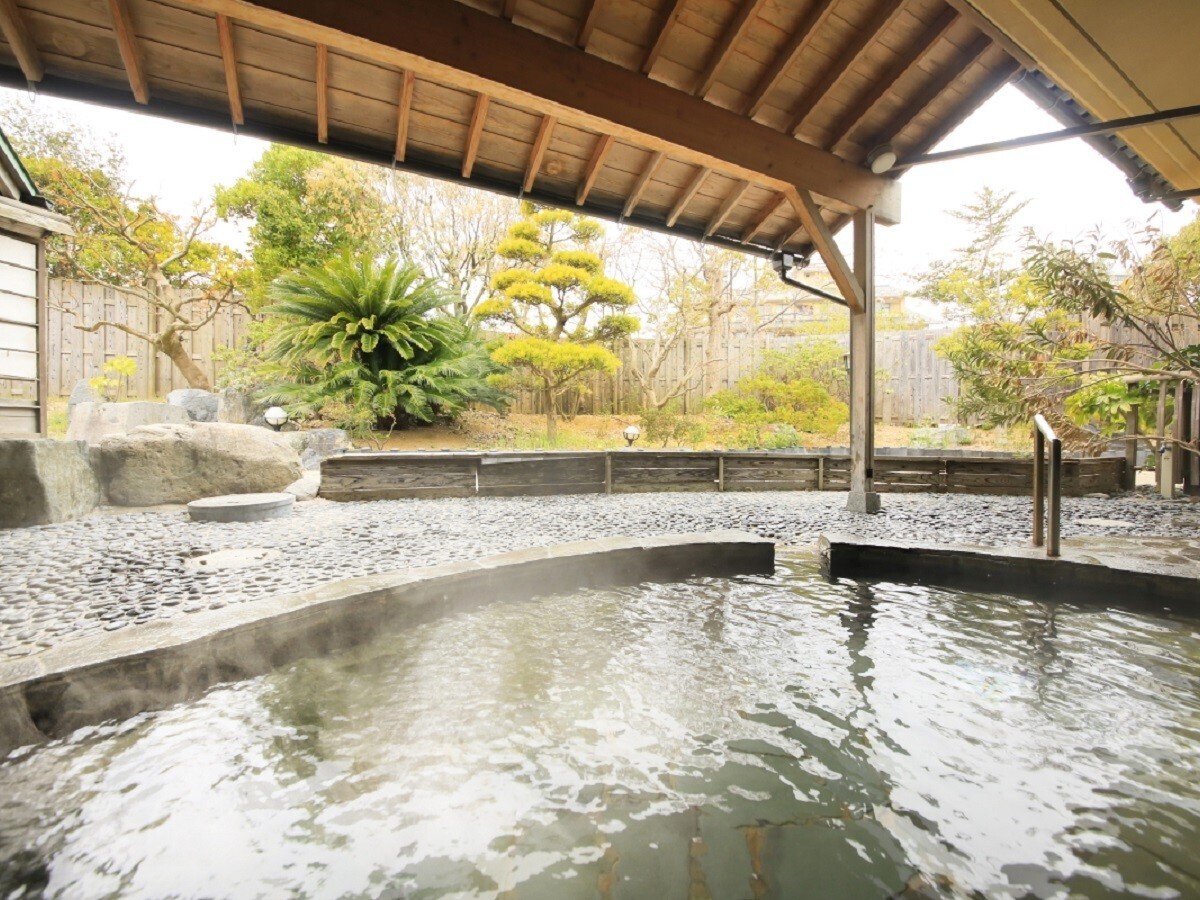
[717,454,725,491]
[1173,380,1186,487]
[1124,405,1139,491]
[1189,383,1200,495]
[604,452,612,494]
[1156,380,1168,494]
[817,455,825,491]
[846,209,879,513]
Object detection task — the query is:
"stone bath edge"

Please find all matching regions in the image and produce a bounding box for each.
[0,531,774,757]
[818,533,1199,613]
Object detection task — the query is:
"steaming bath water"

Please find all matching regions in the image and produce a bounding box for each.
[1,557,1198,898]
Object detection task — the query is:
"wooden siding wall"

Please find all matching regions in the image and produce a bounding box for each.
[321,450,1126,501]
[0,280,252,400]
[509,328,960,424]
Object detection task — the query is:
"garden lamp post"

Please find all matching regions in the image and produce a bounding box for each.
[264,406,289,432]
[623,424,640,447]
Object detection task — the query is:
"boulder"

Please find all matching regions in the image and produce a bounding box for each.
[284,470,321,501]
[66,401,190,445]
[167,388,219,423]
[217,387,264,425]
[67,379,99,417]
[0,439,100,528]
[95,422,304,506]
[281,428,350,470]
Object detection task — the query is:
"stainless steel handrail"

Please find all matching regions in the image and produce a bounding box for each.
[1032,414,1061,557]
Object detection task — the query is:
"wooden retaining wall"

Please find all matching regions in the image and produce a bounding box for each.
[320,451,1126,501]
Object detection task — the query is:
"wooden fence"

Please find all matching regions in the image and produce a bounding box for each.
[506,328,960,425]
[0,280,252,402]
[5,279,958,426]
[320,450,1125,501]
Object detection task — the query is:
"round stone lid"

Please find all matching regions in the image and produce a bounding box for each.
[187,492,295,523]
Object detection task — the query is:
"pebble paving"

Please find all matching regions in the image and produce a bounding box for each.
[1,490,1197,660]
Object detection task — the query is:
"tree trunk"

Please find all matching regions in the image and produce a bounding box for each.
[544,387,558,443]
[157,330,211,391]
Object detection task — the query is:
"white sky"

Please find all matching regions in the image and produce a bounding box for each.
[2,83,1194,286]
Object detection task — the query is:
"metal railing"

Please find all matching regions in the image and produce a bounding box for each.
[1032,414,1062,557]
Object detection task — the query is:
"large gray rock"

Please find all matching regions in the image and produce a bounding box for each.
[281,428,350,470]
[217,388,265,425]
[95,422,304,506]
[0,439,100,528]
[167,388,219,423]
[67,401,190,445]
[67,379,100,417]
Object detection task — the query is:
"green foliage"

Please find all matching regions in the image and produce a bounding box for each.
[638,402,707,448]
[88,355,137,401]
[260,255,504,435]
[758,339,848,402]
[216,144,390,304]
[710,376,847,435]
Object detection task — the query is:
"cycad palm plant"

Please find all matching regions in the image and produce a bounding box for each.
[261,255,504,440]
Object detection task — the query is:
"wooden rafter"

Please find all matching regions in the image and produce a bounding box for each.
[695,0,766,97]
[823,6,958,150]
[576,0,603,48]
[523,114,556,193]
[871,32,993,149]
[741,193,785,243]
[501,0,518,19]
[901,56,1020,160]
[182,0,901,220]
[462,93,491,178]
[776,223,806,251]
[107,0,148,104]
[215,14,243,125]
[315,42,329,143]
[744,0,836,119]
[785,187,863,312]
[705,179,749,237]
[786,0,906,135]
[666,166,709,226]
[623,151,666,217]
[394,69,415,161]
[576,134,614,205]
[0,0,43,83]
[641,0,685,75]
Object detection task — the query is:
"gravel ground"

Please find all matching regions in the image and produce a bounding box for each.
[1,490,1197,659]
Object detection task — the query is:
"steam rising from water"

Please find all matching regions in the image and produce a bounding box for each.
[2,558,1198,898]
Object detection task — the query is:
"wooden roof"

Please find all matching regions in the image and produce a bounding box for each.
[0,0,1027,266]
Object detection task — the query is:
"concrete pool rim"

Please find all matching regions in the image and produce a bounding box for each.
[0,531,774,756]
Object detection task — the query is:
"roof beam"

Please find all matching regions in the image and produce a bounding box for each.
[576,134,613,205]
[641,0,685,75]
[785,186,863,312]
[694,0,766,97]
[786,0,905,135]
[523,114,555,193]
[462,93,490,177]
[705,179,749,237]
[823,6,957,150]
[622,150,666,217]
[744,0,835,120]
[501,0,518,19]
[741,193,784,243]
[394,69,414,161]
[899,55,1020,161]
[215,14,244,125]
[193,0,900,220]
[871,32,993,150]
[107,0,148,104]
[315,42,329,142]
[576,0,603,48]
[0,0,43,83]
[666,166,709,226]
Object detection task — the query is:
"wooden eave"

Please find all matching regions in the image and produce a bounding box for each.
[0,0,1035,260]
